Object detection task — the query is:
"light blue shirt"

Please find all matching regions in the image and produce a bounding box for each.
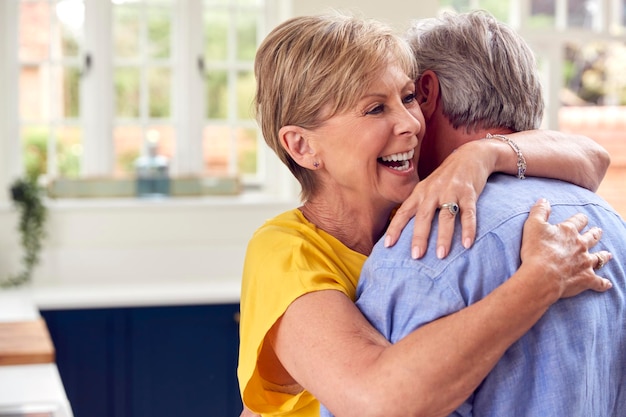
[321,174,626,417]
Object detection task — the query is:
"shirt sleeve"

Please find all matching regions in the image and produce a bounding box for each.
[238,218,361,415]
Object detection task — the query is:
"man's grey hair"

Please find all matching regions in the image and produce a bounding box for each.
[406,10,544,133]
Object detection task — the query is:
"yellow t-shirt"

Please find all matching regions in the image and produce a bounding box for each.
[238,209,367,416]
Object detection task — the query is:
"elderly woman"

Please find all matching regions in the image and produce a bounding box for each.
[238,13,611,417]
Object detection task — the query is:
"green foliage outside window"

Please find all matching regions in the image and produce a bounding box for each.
[23,128,81,180]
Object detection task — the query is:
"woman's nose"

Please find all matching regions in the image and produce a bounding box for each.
[395,106,422,138]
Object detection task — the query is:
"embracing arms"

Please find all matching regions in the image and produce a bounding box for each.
[265,200,611,417]
[385,131,611,259]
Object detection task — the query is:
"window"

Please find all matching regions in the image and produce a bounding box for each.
[439,0,626,217]
[10,0,279,198]
[202,0,263,183]
[112,0,175,178]
[19,0,84,180]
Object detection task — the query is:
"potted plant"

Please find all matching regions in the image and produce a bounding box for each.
[1,177,47,288]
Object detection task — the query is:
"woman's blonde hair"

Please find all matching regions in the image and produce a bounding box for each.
[254,12,417,201]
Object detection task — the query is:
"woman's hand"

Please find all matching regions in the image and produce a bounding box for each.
[385,141,495,259]
[520,199,612,299]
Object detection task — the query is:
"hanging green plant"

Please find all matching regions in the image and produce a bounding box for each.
[1,177,48,288]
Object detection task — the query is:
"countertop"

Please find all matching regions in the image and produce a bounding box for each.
[0,289,73,417]
[30,278,242,311]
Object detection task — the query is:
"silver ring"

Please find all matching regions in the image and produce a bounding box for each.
[440,202,459,216]
[594,253,605,270]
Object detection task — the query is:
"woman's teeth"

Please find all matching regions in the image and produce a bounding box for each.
[379,149,414,171]
[381,149,414,162]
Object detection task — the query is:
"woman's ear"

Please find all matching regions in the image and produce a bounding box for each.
[416,70,440,119]
[279,125,319,170]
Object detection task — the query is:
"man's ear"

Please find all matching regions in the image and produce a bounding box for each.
[416,70,440,119]
[279,125,318,169]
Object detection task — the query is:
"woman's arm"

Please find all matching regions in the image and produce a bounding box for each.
[385,131,610,259]
[267,201,612,417]
[506,130,610,192]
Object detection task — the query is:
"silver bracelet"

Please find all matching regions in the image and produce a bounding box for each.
[486,133,527,179]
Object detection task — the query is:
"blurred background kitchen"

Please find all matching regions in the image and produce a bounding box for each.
[0,0,624,416]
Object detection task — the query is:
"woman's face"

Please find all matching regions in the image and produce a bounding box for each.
[308,64,424,209]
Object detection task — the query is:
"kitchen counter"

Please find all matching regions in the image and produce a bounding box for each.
[31,278,241,310]
[0,289,73,417]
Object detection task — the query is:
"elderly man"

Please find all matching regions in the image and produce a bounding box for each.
[354,10,626,417]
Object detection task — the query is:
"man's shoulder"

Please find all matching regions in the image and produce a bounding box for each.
[482,174,594,203]
[481,174,612,215]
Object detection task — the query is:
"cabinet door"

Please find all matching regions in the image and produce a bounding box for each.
[43,304,243,417]
[128,304,243,417]
[42,308,130,417]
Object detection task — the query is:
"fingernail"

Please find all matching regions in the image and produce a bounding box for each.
[463,238,472,249]
[384,235,392,248]
[412,246,422,259]
[437,245,445,259]
[604,279,613,289]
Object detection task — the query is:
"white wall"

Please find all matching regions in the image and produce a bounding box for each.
[0,197,296,286]
[0,0,440,289]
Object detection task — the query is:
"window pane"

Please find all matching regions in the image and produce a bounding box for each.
[114,126,143,176]
[204,11,229,60]
[146,126,175,164]
[203,125,232,175]
[202,126,257,175]
[530,0,555,28]
[568,0,596,28]
[236,10,258,61]
[114,5,140,58]
[207,70,228,119]
[236,70,254,119]
[55,0,85,58]
[114,126,174,177]
[564,41,626,105]
[22,126,49,179]
[148,67,171,117]
[147,8,171,59]
[20,64,50,121]
[56,126,82,178]
[237,127,257,175]
[20,1,52,61]
[115,68,140,117]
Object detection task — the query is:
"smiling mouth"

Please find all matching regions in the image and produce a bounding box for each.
[378,149,415,171]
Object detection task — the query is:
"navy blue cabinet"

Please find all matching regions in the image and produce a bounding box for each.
[41,303,243,417]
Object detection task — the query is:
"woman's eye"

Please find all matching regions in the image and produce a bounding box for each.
[403,93,416,104]
[365,104,384,115]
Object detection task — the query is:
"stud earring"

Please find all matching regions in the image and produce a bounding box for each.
[313,161,320,168]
